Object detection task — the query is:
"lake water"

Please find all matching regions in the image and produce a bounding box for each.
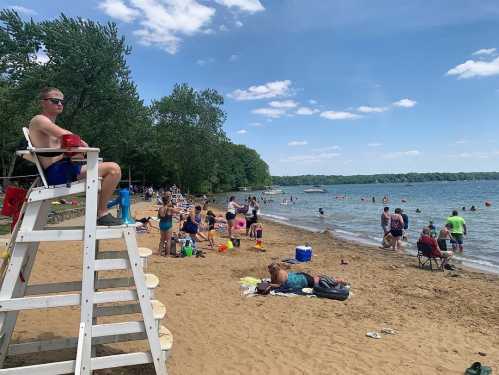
[221,180,499,273]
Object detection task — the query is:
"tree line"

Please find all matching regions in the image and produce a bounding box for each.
[0,10,271,193]
[272,172,499,186]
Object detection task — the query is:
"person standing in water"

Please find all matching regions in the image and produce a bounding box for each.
[380,207,390,236]
[447,210,467,252]
[389,208,405,251]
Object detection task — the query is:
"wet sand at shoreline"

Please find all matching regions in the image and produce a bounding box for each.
[7,201,499,374]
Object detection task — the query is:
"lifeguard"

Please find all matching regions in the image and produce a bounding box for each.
[29,87,122,226]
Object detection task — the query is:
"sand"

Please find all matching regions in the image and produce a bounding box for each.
[6,201,499,374]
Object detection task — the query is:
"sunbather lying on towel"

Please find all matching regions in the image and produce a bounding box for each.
[266,263,347,292]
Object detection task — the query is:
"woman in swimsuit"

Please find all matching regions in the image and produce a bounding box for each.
[389,208,405,251]
[158,196,180,256]
[226,196,242,239]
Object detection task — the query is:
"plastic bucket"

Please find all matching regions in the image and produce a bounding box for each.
[183,246,193,257]
[295,246,312,262]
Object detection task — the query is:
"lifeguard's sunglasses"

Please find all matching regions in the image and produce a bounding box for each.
[44,98,65,105]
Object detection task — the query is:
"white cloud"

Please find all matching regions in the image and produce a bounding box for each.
[229,54,238,62]
[357,105,389,113]
[447,56,499,79]
[313,145,341,152]
[214,0,264,13]
[367,142,383,147]
[99,0,139,22]
[309,99,317,105]
[288,140,308,146]
[392,98,417,108]
[219,24,228,32]
[320,111,362,120]
[455,139,467,144]
[236,129,247,134]
[296,107,319,115]
[235,20,244,27]
[252,107,286,118]
[281,152,341,163]
[229,80,292,101]
[196,57,215,66]
[472,48,496,56]
[98,0,217,54]
[249,122,263,127]
[7,5,37,15]
[269,100,298,108]
[382,150,421,159]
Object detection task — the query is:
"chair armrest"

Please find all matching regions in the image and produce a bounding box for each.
[16,147,100,156]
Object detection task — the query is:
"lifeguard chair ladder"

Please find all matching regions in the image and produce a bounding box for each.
[0,129,172,374]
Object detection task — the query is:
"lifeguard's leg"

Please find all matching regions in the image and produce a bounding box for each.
[81,162,121,217]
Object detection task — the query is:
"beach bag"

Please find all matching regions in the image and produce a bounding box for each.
[170,237,177,256]
[465,362,492,375]
[313,276,350,301]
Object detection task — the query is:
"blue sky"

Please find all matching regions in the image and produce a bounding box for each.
[4,0,499,176]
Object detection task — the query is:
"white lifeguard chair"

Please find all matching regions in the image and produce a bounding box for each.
[0,129,172,374]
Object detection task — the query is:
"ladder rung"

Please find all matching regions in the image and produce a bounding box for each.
[26,277,134,296]
[28,181,87,202]
[94,303,140,317]
[0,352,153,374]
[0,290,137,312]
[95,258,130,271]
[92,321,145,338]
[17,227,134,242]
[97,250,153,262]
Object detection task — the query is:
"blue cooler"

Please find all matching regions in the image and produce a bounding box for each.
[295,246,312,262]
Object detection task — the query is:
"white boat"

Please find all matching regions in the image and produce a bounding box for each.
[304,188,327,193]
[263,189,284,195]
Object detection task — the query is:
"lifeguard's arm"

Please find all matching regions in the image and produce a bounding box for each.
[31,115,88,146]
[31,115,72,138]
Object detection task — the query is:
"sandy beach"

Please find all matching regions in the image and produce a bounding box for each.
[7,201,499,374]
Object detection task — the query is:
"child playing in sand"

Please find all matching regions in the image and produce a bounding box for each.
[206,210,217,249]
[250,222,263,239]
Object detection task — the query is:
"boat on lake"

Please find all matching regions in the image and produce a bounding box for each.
[263,189,284,195]
[304,187,327,193]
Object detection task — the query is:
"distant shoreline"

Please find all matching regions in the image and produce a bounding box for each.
[272,172,499,187]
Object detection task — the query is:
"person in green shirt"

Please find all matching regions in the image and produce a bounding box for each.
[446,210,467,252]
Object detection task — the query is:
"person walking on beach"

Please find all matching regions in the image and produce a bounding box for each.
[381,207,390,235]
[226,196,242,239]
[389,208,404,251]
[447,210,467,252]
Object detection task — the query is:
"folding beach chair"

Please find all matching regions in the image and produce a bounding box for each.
[417,241,444,272]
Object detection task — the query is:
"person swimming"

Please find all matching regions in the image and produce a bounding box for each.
[319,208,325,216]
